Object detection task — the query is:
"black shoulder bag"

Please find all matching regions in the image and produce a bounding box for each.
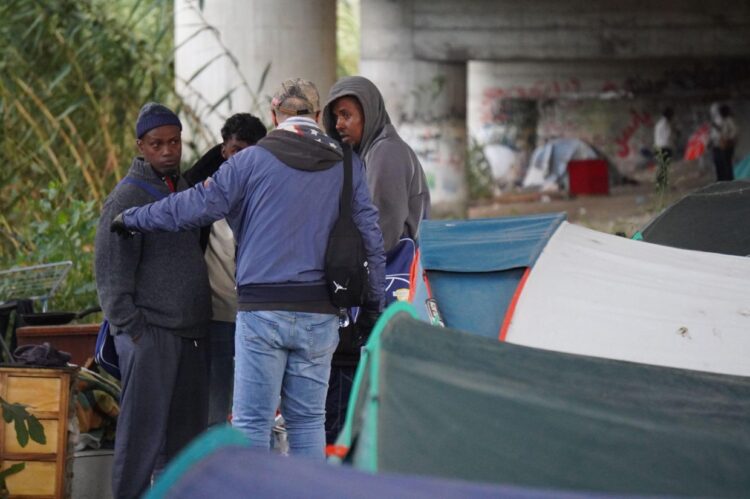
[324,144,369,308]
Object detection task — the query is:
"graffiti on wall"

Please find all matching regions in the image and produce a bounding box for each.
[470,60,750,190]
[613,110,654,158]
[390,75,468,204]
[473,99,538,188]
[481,78,581,108]
[400,122,466,202]
[608,62,750,97]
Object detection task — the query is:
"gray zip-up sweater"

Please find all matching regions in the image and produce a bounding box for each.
[94,157,211,338]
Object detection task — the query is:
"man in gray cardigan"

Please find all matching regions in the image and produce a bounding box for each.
[94,102,211,499]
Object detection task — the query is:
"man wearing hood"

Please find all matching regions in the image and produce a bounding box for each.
[322,76,431,443]
[110,79,385,459]
[323,76,431,252]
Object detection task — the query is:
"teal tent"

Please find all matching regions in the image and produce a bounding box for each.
[337,303,750,497]
[734,154,750,179]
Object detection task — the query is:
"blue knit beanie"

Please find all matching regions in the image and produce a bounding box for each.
[135,102,182,138]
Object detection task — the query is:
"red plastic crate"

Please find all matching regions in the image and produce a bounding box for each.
[567,159,609,195]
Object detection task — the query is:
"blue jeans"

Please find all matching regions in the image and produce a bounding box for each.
[208,320,235,426]
[233,310,338,459]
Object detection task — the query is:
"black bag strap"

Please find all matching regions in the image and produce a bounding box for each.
[340,144,353,217]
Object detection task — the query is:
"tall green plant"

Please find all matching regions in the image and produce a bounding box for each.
[337,0,360,77]
[466,138,495,201]
[654,149,671,211]
[0,0,180,310]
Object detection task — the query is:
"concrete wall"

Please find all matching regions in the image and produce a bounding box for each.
[468,59,750,188]
[411,0,750,61]
[362,0,750,206]
[174,0,336,153]
[360,0,467,215]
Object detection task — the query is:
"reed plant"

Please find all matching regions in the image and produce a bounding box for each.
[0,0,186,310]
[0,0,243,310]
[1,0,358,311]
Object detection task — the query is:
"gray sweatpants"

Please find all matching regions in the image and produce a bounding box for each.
[111,326,208,499]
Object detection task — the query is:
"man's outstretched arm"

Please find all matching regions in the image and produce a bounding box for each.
[114,157,244,234]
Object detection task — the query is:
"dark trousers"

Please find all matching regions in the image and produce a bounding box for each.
[325,364,356,444]
[207,320,235,426]
[112,327,208,499]
[713,146,735,181]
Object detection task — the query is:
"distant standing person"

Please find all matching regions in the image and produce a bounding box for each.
[183,113,267,426]
[322,75,431,444]
[710,103,738,181]
[654,107,675,163]
[95,102,211,498]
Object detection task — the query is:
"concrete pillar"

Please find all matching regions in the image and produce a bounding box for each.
[360,0,467,217]
[174,0,336,152]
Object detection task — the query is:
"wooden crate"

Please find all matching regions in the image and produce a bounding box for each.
[16,324,100,367]
[0,367,77,499]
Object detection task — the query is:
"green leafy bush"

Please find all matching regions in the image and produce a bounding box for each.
[7,183,99,310]
[466,138,495,201]
[0,0,178,310]
[0,397,46,495]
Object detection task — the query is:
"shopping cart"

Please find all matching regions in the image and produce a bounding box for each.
[0,261,73,361]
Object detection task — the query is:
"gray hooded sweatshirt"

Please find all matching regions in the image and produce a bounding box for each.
[323,76,431,252]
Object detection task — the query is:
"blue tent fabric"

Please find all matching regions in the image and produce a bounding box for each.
[427,268,526,338]
[148,427,607,499]
[413,213,565,338]
[734,153,750,179]
[419,213,565,272]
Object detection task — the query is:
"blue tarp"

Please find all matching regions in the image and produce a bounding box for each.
[413,213,565,338]
[147,426,602,499]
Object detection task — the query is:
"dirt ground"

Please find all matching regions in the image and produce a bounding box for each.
[467,160,716,236]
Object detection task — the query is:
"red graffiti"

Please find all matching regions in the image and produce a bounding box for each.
[601,80,619,93]
[614,110,653,158]
[482,78,581,104]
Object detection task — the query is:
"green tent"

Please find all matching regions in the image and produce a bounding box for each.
[337,303,750,497]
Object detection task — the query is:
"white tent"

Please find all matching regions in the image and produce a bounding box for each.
[504,222,750,376]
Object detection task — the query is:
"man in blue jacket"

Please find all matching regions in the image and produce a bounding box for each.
[112,78,385,459]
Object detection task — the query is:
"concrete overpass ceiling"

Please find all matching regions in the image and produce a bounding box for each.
[401,0,750,61]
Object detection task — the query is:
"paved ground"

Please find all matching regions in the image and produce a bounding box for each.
[467,160,715,236]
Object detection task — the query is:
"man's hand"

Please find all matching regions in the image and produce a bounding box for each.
[110,213,137,239]
[354,307,381,347]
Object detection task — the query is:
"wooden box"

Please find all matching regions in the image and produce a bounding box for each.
[0,367,77,498]
[16,324,100,367]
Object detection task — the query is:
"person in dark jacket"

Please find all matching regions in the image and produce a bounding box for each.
[94,102,211,499]
[183,113,267,426]
[111,79,385,460]
[321,76,431,443]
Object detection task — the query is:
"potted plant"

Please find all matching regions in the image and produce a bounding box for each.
[0,397,46,498]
